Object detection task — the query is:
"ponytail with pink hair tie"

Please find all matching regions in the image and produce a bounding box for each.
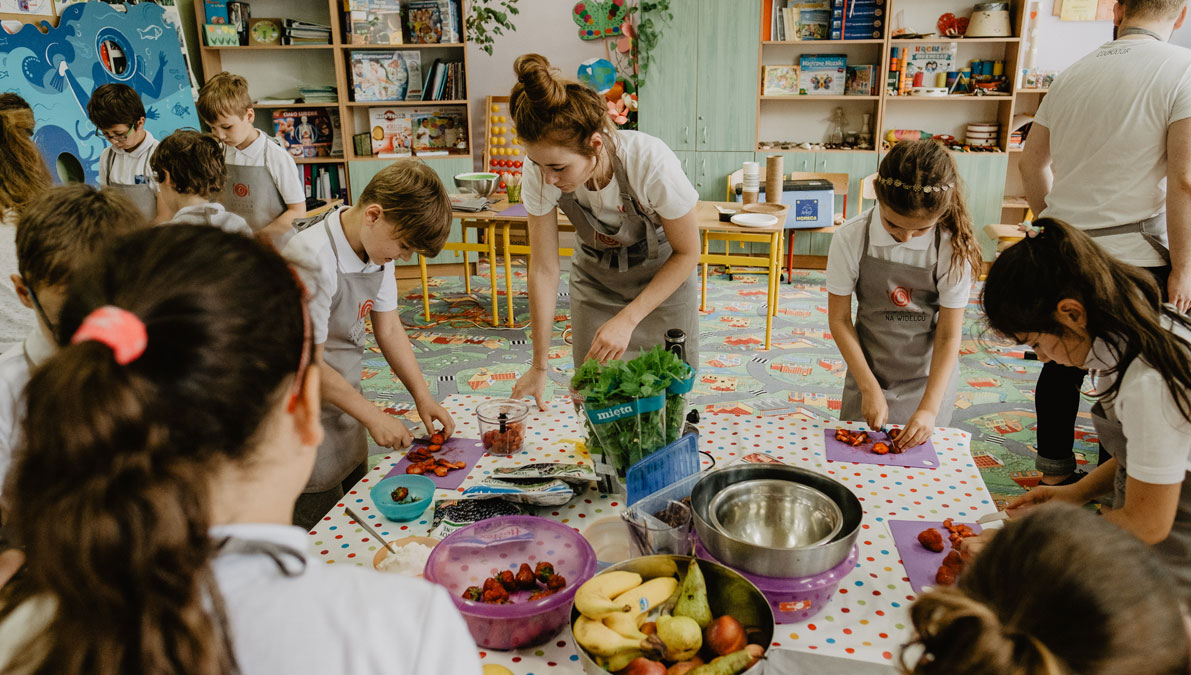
[71,306,147,365]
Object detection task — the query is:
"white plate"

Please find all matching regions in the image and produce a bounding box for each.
[731,213,780,228]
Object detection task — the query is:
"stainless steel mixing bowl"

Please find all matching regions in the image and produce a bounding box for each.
[709,479,843,549]
[693,464,863,578]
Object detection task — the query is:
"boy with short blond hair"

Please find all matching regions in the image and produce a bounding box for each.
[0,185,147,493]
[87,83,162,221]
[197,72,305,245]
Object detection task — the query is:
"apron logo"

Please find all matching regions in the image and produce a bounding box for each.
[594,232,621,248]
[233,183,250,198]
[889,286,912,307]
[357,299,374,321]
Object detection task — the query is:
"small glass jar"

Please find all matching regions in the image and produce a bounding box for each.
[475,399,530,456]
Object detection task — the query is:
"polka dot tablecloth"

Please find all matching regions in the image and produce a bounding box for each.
[309,394,994,673]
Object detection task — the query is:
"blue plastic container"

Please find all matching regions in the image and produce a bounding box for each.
[370,474,435,522]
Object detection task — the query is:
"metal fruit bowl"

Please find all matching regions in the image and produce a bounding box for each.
[709,479,843,549]
[570,555,773,675]
[454,172,500,198]
[693,464,862,578]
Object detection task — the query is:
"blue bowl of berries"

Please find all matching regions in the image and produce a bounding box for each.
[371,474,435,522]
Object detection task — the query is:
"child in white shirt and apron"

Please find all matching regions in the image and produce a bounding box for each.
[0,226,481,675]
[197,73,306,247]
[989,219,1191,592]
[507,54,701,411]
[0,185,145,504]
[903,503,1190,674]
[152,129,252,237]
[284,159,456,529]
[87,83,163,222]
[826,140,982,450]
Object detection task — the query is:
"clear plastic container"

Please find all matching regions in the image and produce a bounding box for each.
[475,399,529,456]
[423,515,596,650]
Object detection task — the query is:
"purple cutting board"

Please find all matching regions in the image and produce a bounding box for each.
[498,203,529,218]
[823,429,940,468]
[385,437,486,491]
[888,519,983,594]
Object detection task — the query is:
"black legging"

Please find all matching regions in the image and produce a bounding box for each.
[1032,264,1171,474]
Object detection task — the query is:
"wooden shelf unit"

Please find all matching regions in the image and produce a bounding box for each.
[756,0,1029,153]
[193,0,475,202]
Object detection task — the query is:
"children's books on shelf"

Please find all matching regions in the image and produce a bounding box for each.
[272,108,342,159]
[763,65,800,95]
[350,50,423,101]
[799,54,847,95]
[368,107,413,157]
[410,108,467,155]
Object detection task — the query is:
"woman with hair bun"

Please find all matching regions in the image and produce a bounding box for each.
[508,53,701,410]
[902,503,1189,675]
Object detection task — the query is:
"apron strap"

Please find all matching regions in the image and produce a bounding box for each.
[1085,215,1170,264]
[104,146,116,179]
[321,212,350,275]
[215,536,309,577]
[608,151,660,267]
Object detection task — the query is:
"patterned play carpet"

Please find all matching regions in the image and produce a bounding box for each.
[363,261,1098,507]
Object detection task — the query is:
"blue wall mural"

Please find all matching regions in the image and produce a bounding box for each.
[0,1,199,185]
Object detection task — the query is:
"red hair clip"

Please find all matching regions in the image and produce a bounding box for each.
[71,306,147,365]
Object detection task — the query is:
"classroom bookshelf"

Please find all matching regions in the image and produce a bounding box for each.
[193,0,474,205]
[756,0,1030,155]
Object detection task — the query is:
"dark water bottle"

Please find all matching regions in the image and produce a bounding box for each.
[665,328,687,364]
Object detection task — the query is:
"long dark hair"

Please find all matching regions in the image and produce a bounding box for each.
[901,503,1189,674]
[0,93,52,211]
[876,140,982,281]
[982,218,1191,420]
[1,226,309,675]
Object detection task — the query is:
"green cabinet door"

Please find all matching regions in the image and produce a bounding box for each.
[348,157,473,266]
[816,152,879,219]
[950,153,1008,260]
[695,151,754,202]
[695,0,759,152]
[637,0,698,150]
[673,150,696,187]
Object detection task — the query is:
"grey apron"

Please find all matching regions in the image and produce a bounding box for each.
[840,213,958,425]
[557,150,699,367]
[305,212,384,493]
[1086,212,1170,264]
[214,164,288,234]
[103,150,157,222]
[1091,334,1191,589]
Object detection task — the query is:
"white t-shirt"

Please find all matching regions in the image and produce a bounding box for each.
[523,130,698,226]
[0,523,483,675]
[0,327,54,498]
[168,202,253,237]
[825,205,973,309]
[0,212,34,352]
[98,130,158,188]
[1034,38,1191,267]
[1085,318,1191,485]
[225,130,306,206]
[283,207,398,345]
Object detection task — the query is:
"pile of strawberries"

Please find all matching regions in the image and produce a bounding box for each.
[834,428,904,455]
[405,432,466,477]
[463,561,566,604]
[482,421,525,454]
[917,518,979,586]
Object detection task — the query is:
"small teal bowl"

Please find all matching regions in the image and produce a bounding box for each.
[370,475,435,522]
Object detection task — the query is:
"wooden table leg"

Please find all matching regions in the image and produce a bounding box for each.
[786,229,795,285]
[700,233,709,312]
[764,231,777,350]
[418,254,431,322]
[503,223,515,328]
[772,231,782,316]
[486,223,499,327]
[461,222,472,296]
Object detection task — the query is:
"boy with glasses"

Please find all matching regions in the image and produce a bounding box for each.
[87,83,162,221]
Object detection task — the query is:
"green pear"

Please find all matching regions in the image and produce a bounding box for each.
[672,557,712,629]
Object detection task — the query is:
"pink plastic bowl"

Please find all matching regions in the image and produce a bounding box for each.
[423,515,596,650]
